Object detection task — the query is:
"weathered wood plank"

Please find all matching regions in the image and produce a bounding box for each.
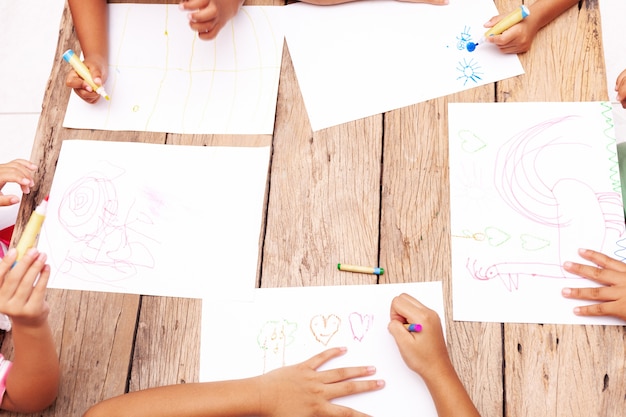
[261,43,383,288]
[129,296,202,389]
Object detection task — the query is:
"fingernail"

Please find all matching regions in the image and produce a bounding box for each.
[6,248,16,258]
[26,248,38,257]
[366,366,376,373]
[21,178,30,185]
[179,2,185,10]
[188,13,195,22]
[573,307,581,315]
[563,261,572,268]
[376,380,385,388]
[37,252,47,262]
[9,196,19,204]
[562,288,572,296]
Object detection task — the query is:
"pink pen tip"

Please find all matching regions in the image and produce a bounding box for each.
[44,196,49,201]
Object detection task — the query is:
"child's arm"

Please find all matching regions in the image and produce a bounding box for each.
[0,248,59,412]
[65,0,108,103]
[0,160,36,207]
[388,293,480,417]
[180,0,245,40]
[484,0,579,54]
[616,69,626,109]
[83,346,384,417]
[561,248,626,321]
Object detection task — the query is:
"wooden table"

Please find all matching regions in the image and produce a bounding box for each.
[2,0,625,416]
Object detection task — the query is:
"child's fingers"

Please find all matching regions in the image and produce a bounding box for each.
[317,364,377,385]
[14,253,48,301]
[562,285,626,302]
[1,249,39,297]
[576,248,626,272]
[24,264,50,313]
[0,248,18,286]
[573,300,626,320]
[483,14,500,28]
[322,378,384,403]
[0,195,21,207]
[563,261,622,287]
[303,346,347,370]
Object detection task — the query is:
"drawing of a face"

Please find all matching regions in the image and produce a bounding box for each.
[310,314,341,346]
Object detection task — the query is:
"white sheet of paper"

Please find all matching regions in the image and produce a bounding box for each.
[200,281,444,417]
[62,4,283,135]
[449,102,626,325]
[282,0,524,131]
[39,140,269,299]
[599,1,626,144]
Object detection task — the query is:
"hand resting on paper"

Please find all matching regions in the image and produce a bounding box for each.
[387,293,480,417]
[561,248,626,322]
[82,346,384,417]
[0,159,36,207]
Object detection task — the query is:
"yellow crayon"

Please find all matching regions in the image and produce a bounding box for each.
[466,5,530,52]
[337,263,384,275]
[14,197,48,262]
[484,5,530,38]
[63,49,110,101]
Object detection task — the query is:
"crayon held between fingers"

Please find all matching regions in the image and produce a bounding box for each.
[466,5,530,52]
[14,196,49,262]
[337,263,384,275]
[403,323,423,333]
[63,49,110,100]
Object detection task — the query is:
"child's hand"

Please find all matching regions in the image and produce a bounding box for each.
[483,14,540,54]
[0,160,36,206]
[256,347,384,417]
[387,293,451,380]
[616,69,626,109]
[562,248,626,321]
[0,248,51,328]
[65,57,108,104]
[180,0,243,41]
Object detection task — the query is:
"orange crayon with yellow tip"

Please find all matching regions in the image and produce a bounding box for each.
[63,49,110,100]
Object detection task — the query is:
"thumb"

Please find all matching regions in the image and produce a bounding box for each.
[0,195,20,206]
[483,14,500,28]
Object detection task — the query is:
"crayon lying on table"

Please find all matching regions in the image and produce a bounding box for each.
[466,5,530,52]
[337,263,384,275]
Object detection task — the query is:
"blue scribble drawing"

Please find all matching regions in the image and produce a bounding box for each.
[456,58,483,85]
[456,26,473,50]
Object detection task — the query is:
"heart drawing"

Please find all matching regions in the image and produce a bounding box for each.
[310,314,341,346]
[348,312,373,342]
